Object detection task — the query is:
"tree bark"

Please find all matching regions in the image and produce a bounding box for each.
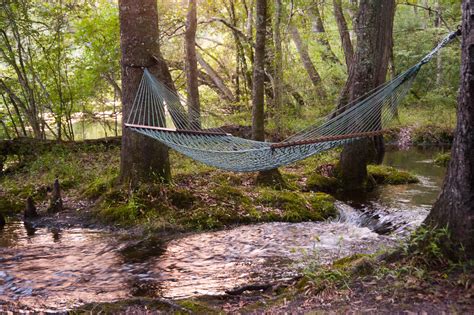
[435,0,443,86]
[273,0,283,132]
[119,0,171,185]
[425,0,474,258]
[185,0,201,128]
[289,24,326,98]
[337,0,396,192]
[333,0,354,70]
[251,0,267,142]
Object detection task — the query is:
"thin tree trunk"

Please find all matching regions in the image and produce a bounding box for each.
[196,52,235,102]
[333,0,354,70]
[251,0,284,186]
[289,24,326,98]
[119,0,171,185]
[0,120,10,139]
[185,0,201,128]
[435,0,443,86]
[2,94,20,138]
[425,0,474,258]
[251,0,267,142]
[337,0,396,192]
[309,3,341,64]
[273,0,283,132]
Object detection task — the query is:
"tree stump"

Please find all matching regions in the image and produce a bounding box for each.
[47,179,63,213]
[24,196,38,219]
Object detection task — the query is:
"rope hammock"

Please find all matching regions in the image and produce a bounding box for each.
[125,30,459,172]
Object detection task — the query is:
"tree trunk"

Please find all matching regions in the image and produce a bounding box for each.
[196,52,235,102]
[273,0,283,132]
[337,0,396,192]
[333,0,354,70]
[309,3,341,64]
[251,0,285,187]
[425,0,474,258]
[251,0,267,142]
[435,0,443,86]
[289,24,326,98]
[185,0,201,128]
[119,0,171,185]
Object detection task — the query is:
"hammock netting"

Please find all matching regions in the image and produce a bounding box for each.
[125,31,459,172]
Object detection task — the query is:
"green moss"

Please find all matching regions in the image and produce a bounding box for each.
[212,185,252,206]
[434,152,451,167]
[307,193,338,220]
[177,299,218,314]
[255,169,288,190]
[257,190,336,222]
[306,173,340,193]
[367,165,419,185]
[168,188,196,209]
[82,169,118,199]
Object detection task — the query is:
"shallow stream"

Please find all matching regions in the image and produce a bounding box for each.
[0,147,447,311]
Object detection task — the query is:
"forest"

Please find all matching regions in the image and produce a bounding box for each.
[0,0,473,313]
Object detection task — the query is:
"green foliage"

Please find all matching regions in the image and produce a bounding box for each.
[434,151,451,167]
[367,165,419,185]
[402,225,465,266]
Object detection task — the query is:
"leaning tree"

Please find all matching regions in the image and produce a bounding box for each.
[425,0,474,258]
[118,0,175,185]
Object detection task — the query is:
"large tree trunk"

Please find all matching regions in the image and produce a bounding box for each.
[185,0,201,128]
[289,24,326,98]
[119,0,171,185]
[425,0,474,258]
[337,0,396,192]
[333,0,354,70]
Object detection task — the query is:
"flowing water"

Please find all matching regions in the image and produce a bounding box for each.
[0,147,447,311]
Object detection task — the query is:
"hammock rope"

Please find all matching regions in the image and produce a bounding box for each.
[125,30,460,172]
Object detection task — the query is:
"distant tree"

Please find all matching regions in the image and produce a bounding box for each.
[336,0,396,192]
[185,0,201,128]
[425,0,474,258]
[251,0,267,142]
[273,0,283,132]
[333,0,354,70]
[309,2,341,65]
[118,0,172,185]
[251,0,284,187]
[289,24,326,98]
